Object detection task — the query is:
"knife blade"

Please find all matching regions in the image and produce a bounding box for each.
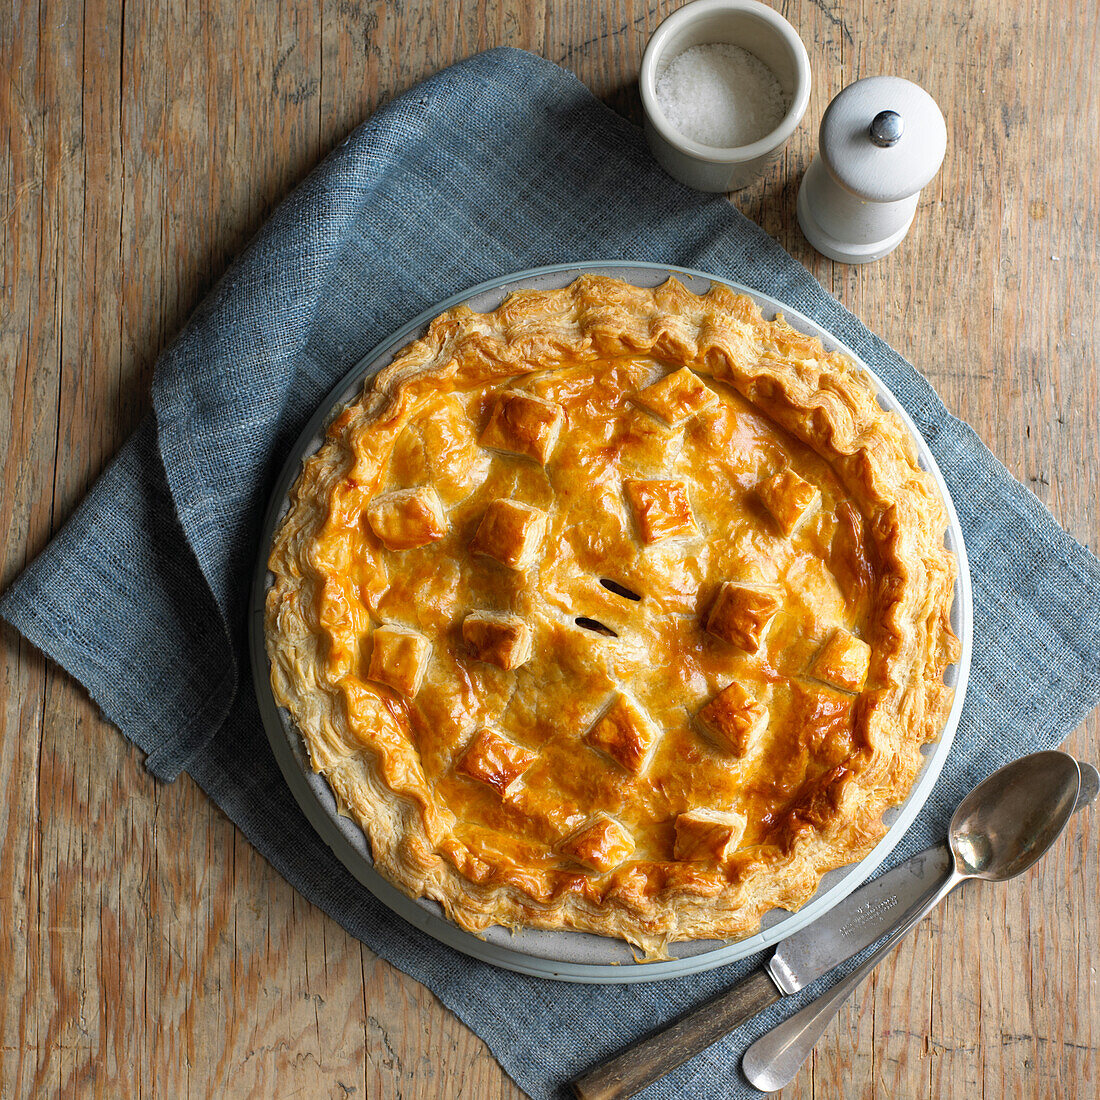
[766,843,951,992]
[570,844,952,1100]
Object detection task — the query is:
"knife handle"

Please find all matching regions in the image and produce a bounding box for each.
[570,967,781,1100]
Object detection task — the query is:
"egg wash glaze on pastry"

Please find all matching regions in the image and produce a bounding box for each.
[265,276,959,955]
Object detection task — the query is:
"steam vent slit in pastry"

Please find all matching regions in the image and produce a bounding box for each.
[266,275,960,953]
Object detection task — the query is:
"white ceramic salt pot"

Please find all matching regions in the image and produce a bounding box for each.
[797,76,946,263]
[640,0,811,192]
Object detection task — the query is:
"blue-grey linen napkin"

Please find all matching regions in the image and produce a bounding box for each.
[4,48,1099,1100]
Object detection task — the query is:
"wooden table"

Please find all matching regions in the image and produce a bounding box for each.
[3,2,1097,1096]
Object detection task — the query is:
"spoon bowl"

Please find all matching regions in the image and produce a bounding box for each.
[949,750,1082,880]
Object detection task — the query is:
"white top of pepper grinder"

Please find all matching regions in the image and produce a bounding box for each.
[796,75,946,263]
[819,76,946,202]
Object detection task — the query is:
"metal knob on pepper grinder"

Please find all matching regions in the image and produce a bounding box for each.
[797,75,946,263]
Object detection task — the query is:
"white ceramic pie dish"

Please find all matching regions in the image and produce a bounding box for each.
[249,261,973,983]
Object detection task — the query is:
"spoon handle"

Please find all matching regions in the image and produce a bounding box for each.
[742,867,965,1093]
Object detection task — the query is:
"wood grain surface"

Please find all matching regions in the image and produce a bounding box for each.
[2,1,1097,1097]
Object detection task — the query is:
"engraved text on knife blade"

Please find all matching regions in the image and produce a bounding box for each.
[765,845,953,994]
[836,894,900,939]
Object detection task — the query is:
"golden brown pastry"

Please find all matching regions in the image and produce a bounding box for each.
[265,275,959,953]
[462,611,532,671]
[696,680,768,757]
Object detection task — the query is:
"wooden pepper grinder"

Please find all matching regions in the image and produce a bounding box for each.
[797,76,946,263]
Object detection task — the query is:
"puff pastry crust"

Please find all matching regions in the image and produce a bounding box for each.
[265,276,959,953]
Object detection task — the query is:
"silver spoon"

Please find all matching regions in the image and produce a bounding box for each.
[743,750,1084,1093]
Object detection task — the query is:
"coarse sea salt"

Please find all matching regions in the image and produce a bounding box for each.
[655,43,786,148]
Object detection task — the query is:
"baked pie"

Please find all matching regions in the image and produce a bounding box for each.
[265,275,959,953]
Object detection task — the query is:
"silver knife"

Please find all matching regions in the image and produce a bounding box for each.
[570,845,952,1100]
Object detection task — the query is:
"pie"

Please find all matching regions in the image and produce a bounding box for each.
[264,275,960,954]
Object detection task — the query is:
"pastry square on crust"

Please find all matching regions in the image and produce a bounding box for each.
[470,499,547,569]
[634,367,719,427]
[674,808,748,862]
[809,627,871,692]
[756,468,821,535]
[367,625,431,698]
[790,680,856,759]
[697,681,768,756]
[456,728,537,797]
[479,391,565,464]
[366,486,448,550]
[624,479,697,544]
[705,582,781,653]
[462,611,533,670]
[584,692,658,775]
[558,815,635,873]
